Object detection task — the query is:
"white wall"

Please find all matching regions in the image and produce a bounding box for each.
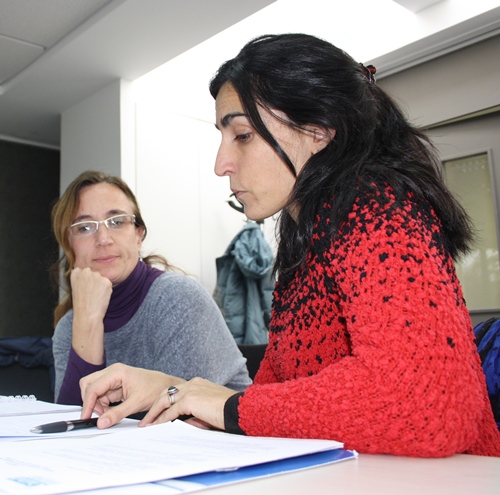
[135,102,276,294]
[60,80,276,295]
[60,79,135,193]
[133,0,500,129]
[379,35,500,129]
[60,6,500,297]
[127,0,500,294]
[379,35,500,206]
[133,34,500,299]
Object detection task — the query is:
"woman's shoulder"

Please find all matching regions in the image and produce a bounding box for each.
[148,271,209,299]
[313,181,427,247]
[59,308,74,323]
[138,271,221,324]
[53,309,74,336]
[328,180,447,261]
[346,180,437,229]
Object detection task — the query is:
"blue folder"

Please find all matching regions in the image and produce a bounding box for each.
[154,448,357,492]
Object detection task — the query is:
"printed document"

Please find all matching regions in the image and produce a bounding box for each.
[0,419,343,495]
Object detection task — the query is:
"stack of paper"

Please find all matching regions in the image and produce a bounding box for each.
[1,397,356,494]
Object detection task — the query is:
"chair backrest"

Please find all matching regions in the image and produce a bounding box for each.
[474,317,500,430]
[0,363,54,402]
[0,336,54,402]
[238,344,267,381]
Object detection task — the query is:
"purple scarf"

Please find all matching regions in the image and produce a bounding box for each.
[103,260,163,332]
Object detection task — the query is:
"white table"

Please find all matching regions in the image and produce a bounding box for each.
[198,453,500,495]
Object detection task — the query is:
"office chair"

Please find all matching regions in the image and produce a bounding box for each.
[0,336,54,402]
[238,344,267,381]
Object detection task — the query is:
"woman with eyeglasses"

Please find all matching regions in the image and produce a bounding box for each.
[51,170,251,405]
[80,34,500,457]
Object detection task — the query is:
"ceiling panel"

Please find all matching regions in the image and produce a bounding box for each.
[0,36,43,84]
[0,0,275,147]
[0,0,498,148]
[392,0,444,13]
[0,0,113,44]
[0,0,113,83]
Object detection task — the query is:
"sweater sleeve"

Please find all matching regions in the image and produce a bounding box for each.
[140,274,252,392]
[234,196,499,457]
[57,347,106,405]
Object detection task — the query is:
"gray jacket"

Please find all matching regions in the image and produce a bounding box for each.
[214,221,275,345]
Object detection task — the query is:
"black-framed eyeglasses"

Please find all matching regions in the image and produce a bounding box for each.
[69,214,136,237]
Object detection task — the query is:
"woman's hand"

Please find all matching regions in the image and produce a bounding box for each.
[139,377,239,431]
[80,363,185,429]
[71,267,112,321]
[71,267,112,364]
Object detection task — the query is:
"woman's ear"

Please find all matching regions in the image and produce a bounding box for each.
[136,226,145,247]
[311,127,336,154]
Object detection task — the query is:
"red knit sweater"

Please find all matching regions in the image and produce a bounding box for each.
[236,185,500,457]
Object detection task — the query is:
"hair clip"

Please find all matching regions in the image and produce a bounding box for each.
[359,63,376,83]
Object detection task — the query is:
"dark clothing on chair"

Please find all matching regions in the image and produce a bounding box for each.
[0,336,54,401]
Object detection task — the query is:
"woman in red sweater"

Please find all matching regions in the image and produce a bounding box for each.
[80,33,500,457]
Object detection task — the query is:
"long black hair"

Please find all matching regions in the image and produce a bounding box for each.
[209,33,474,277]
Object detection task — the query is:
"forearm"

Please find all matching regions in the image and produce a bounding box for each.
[71,312,105,365]
[236,345,483,457]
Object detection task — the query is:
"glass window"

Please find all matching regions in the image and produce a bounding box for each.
[443,153,500,310]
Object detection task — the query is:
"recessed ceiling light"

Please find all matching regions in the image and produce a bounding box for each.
[392,0,444,13]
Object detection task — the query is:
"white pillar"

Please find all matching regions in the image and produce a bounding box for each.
[60,79,135,193]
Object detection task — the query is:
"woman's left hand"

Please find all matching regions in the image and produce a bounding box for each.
[139,377,238,431]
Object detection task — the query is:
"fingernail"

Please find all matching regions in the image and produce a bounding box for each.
[99,417,110,429]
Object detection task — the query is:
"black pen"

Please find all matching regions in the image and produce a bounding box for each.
[30,418,99,434]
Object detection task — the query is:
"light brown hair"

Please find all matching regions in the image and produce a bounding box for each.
[51,170,172,326]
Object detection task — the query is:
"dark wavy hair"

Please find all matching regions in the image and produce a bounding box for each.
[209,33,474,277]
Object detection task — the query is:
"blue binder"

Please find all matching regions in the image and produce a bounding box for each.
[154,448,357,492]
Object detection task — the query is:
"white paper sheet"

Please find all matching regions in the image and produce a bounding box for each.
[0,397,80,417]
[0,420,343,495]
[0,411,140,440]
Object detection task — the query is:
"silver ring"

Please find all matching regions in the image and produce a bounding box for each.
[167,386,178,405]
